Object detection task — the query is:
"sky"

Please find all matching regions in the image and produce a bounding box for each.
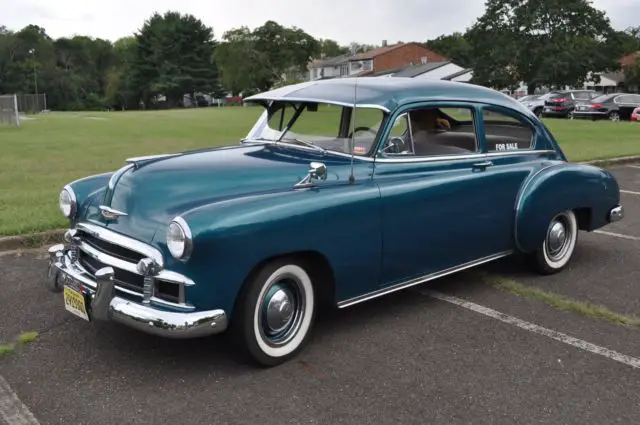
[2,0,639,45]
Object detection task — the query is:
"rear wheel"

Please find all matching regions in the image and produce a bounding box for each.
[526,210,578,275]
[232,259,316,367]
[608,111,620,122]
[534,107,543,118]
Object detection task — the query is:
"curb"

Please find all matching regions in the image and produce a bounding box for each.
[0,229,65,252]
[581,155,640,167]
[0,157,639,253]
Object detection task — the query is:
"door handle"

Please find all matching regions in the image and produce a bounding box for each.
[472,160,493,169]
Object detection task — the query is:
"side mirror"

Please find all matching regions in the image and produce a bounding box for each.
[309,162,327,180]
[294,161,328,188]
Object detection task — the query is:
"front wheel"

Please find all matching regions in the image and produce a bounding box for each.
[232,259,316,367]
[526,210,578,275]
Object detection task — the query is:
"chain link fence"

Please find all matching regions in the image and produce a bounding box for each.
[0,94,20,126]
[16,93,47,114]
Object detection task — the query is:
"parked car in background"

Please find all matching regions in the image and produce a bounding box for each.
[541,90,600,119]
[519,93,553,117]
[573,93,640,121]
[632,106,640,122]
[43,78,624,367]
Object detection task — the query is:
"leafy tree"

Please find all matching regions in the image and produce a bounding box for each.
[468,0,618,93]
[318,39,348,58]
[215,21,320,95]
[133,11,219,108]
[424,32,474,68]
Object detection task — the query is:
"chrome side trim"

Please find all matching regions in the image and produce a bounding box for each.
[337,251,512,308]
[79,240,194,286]
[77,222,164,267]
[374,149,557,163]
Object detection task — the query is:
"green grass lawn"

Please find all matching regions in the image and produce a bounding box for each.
[0,108,638,236]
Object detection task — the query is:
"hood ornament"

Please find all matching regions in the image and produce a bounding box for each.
[99,205,128,220]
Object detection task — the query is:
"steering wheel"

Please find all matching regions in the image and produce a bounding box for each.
[383,136,407,154]
[348,126,377,139]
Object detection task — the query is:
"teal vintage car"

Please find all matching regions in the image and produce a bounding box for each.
[45,78,624,366]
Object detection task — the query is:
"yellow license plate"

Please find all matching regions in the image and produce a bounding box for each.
[63,285,90,321]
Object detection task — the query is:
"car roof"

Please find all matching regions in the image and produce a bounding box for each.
[244,77,533,116]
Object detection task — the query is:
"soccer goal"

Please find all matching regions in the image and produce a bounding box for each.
[0,94,20,126]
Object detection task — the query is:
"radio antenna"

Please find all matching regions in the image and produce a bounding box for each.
[348,76,357,184]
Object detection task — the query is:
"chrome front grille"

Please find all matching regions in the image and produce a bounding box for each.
[74,222,188,307]
[78,229,145,263]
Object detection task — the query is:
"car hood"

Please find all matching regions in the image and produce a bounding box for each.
[84,144,356,242]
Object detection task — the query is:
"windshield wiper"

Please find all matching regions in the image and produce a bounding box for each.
[283,138,326,153]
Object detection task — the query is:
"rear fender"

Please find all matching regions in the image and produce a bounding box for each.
[514,162,619,252]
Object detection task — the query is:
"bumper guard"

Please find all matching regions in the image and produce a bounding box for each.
[45,241,228,339]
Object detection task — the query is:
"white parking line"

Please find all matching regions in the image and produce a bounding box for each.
[420,290,640,370]
[593,230,640,241]
[626,165,640,169]
[0,376,39,425]
[621,189,640,196]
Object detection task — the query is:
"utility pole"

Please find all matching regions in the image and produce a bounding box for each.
[29,48,39,112]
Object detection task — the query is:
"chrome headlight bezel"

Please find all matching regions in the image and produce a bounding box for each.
[166,216,193,262]
[59,185,77,219]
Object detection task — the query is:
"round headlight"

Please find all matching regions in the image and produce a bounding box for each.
[166,217,192,261]
[59,186,77,218]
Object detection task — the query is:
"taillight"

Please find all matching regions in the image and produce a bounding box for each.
[555,97,568,103]
[591,103,602,108]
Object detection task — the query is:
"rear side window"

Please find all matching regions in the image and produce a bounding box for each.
[482,108,534,152]
[573,91,593,100]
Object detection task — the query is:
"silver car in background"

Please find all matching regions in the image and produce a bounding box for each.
[519,93,553,117]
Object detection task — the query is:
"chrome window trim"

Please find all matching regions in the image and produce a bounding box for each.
[246,97,391,113]
[77,222,164,267]
[375,149,557,163]
[338,251,512,308]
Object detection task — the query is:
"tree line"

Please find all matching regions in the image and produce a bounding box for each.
[1,0,639,111]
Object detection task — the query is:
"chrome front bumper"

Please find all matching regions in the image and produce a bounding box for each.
[46,243,228,339]
[609,205,624,223]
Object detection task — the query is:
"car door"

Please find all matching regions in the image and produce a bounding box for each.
[373,102,530,286]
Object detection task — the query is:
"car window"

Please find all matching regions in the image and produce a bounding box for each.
[573,91,592,100]
[482,108,534,152]
[261,102,384,155]
[591,94,616,103]
[382,106,478,157]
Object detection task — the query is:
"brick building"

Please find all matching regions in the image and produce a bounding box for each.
[308,41,448,81]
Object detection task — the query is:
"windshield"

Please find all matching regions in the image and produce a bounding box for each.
[250,101,386,156]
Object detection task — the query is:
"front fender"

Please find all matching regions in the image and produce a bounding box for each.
[67,172,113,223]
[514,162,619,252]
[165,182,383,315]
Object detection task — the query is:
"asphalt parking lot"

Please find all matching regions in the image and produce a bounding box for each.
[1,164,639,425]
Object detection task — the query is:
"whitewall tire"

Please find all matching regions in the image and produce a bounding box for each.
[527,210,578,275]
[233,259,316,367]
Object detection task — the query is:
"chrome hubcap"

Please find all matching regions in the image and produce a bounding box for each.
[265,288,295,333]
[545,214,572,261]
[547,221,566,254]
[259,278,305,346]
